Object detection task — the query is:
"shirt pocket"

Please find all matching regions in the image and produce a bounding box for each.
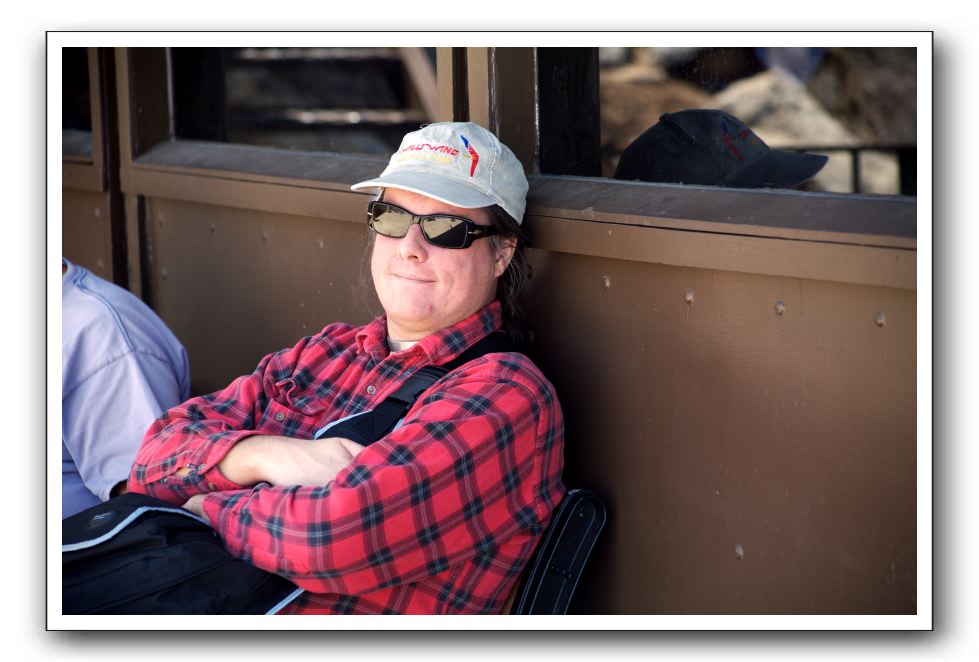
[259,378,326,438]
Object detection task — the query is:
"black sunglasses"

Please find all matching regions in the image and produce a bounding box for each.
[367,201,499,249]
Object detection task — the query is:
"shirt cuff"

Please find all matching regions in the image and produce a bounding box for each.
[181,430,258,492]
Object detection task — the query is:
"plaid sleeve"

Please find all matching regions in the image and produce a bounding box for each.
[127,327,350,505]
[200,361,563,596]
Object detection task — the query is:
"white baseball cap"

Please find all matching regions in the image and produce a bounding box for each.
[351,121,529,224]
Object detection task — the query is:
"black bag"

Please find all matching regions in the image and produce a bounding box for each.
[62,492,303,614]
[62,332,516,615]
[509,489,606,614]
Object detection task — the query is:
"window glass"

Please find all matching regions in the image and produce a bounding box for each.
[63,47,93,158]
[170,47,437,156]
[599,47,916,195]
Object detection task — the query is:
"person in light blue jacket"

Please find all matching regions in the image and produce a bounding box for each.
[62,257,190,518]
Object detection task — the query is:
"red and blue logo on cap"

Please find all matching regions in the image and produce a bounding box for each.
[460,135,479,177]
[720,118,763,162]
[720,120,747,161]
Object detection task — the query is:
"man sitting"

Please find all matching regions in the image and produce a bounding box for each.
[128,122,566,615]
[62,257,190,518]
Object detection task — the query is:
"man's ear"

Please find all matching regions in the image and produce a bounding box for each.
[494,238,517,278]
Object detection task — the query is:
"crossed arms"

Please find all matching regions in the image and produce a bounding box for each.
[128,324,563,596]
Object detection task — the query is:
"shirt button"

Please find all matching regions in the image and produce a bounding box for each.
[366,385,377,395]
[207,482,216,491]
[275,411,285,421]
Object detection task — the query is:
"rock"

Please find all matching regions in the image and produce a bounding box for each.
[806,47,916,144]
[643,47,706,67]
[598,47,632,68]
[654,47,767,93]
[754,47,827,82]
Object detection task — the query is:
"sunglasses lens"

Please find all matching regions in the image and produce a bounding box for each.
[421,217,468,248]
[371,204,412,237]
[369,202,482,249]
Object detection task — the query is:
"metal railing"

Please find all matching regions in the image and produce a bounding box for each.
[788,144,916,195]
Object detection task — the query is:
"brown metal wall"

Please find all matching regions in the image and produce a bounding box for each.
[62,188,114,281]
[136,193,915,614]
[525,250,915,614]
[144,198,380,395]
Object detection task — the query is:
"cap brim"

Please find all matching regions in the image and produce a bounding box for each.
[724,150,829,189]
[351,170,497,210]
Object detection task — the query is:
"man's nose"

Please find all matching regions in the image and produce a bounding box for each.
[397,223,429,261]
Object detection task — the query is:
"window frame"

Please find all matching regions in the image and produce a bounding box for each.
[62,47,106,192]
[115,46,916,294]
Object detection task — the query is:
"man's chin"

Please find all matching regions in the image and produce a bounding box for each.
[384,306,441,339]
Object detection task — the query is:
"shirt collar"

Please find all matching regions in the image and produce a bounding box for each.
[387,337,418,353]
[356,300,503,365]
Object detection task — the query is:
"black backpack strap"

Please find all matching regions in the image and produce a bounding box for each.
[316,332,515,445]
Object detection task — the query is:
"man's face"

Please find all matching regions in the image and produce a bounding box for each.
[370,188,511,341]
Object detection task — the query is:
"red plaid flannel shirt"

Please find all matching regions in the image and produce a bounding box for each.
[129,302,565,614]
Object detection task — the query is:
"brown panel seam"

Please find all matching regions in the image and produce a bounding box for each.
[529,213,918,252]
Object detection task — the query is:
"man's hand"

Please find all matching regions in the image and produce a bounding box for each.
[181,436,364,527]
[217,435,367,487]
[183,494,208,522]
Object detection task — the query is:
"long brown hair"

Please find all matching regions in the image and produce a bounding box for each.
[485,205,530,346]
